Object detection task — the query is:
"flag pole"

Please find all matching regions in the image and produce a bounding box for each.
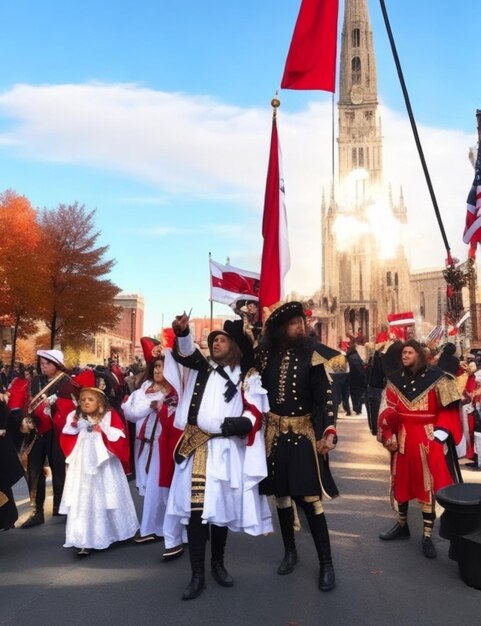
[331,92,335,181]
[379,0,452,261]
[209,251,213,331]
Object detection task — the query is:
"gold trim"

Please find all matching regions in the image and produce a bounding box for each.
[177,423,213,460]
[436,375,462,407]
[191,442,208,511]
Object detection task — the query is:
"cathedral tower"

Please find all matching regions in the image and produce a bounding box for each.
[321,0,412,345]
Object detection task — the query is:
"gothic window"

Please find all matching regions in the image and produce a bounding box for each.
[346,111,355,123]
[352,148,357,168]
[394,272,399,287]
[352,28,360,48]
[358,147,364,167]
[352,57,361,84]
[420,291,425,318]
[386,271,392,287]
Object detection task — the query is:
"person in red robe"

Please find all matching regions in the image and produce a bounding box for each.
[377,339,464,559]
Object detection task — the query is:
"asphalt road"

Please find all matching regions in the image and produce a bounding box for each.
[2,413,481,626]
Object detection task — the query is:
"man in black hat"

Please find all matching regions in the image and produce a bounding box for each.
[255,301,340,592]
[166,312,272,600]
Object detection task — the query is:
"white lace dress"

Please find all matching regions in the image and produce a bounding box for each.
[60,411,139,550]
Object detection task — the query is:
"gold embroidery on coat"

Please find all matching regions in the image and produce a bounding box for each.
[311,351,327,367]
[191,442,208,510]
[420,442,433,502]
[436,376,462,406]
[178,423,213,460]
[398,425,406,454]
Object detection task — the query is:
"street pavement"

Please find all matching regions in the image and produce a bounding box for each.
[2,412,481,626]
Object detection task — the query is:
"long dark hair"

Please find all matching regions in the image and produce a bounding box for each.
[142,355,165,384]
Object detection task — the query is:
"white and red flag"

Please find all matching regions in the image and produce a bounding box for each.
[259,107,290,313]
[281,0,339,92]
[209,258,259,307]
[387,311,415,340]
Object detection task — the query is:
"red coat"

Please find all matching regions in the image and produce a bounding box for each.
[7,377,29,412]
[378,367,463,504]
[157,390,183,487]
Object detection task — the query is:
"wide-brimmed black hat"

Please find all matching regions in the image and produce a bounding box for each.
[264,301,305,332]
[207,329,239,353]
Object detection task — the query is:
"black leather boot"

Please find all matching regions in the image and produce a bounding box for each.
[182,573,206,600]
[379,522,410,541]
[182,513,207,600]
[319,559,336,592]
[211,525,234,587]
[21,508,45,528]
[277,507,298,575]
[299,501,336,592]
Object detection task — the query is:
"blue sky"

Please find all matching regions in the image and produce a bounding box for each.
[0,1,478,335]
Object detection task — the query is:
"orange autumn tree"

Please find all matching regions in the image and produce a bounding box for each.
[36,202,121,349]
[0,190,43,366]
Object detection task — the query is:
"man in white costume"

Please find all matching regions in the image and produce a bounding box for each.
[166,312,272,600]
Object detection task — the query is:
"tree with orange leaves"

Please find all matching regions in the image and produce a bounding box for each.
[0,190,43,366]
[36,202,121,348]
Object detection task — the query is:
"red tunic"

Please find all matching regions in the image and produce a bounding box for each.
[378,368,463,505]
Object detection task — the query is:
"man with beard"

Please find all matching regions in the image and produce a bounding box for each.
[256,301,340,592]
[377,339,464,558]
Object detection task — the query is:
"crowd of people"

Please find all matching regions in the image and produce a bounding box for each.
[0,301,478,600]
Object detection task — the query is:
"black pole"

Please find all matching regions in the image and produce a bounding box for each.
[379,0,452,258]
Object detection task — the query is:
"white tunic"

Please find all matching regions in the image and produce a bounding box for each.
[60,411,139,550]
[166,334,273,536]
[121,350,186,547]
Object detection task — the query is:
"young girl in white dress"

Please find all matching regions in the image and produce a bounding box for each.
[59,379,139,555]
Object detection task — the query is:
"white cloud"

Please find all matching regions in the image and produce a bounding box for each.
[0,82,475,303]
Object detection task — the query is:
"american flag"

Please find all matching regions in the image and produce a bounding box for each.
[463,144,481,258]
[425,325,445,344]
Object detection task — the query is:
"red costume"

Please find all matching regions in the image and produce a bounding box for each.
[378,365,463,505]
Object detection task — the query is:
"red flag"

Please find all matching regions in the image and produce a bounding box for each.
[281,0,339,92]
[259,110,290,312]
[209,258,259,306]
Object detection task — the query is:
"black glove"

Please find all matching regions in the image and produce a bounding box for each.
[221,416,253,438]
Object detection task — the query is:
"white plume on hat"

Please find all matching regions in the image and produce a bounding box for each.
[36,349,64,367]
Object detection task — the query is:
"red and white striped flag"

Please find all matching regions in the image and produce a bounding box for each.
[281,0,339,92]
[463,149,481,258]
[387,311,415,340]
[209,258,259,307]
[259,108,290,313]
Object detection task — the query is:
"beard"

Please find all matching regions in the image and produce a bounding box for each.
[277,334,312,356]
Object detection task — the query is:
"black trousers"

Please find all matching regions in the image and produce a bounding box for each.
[26,430,65,512]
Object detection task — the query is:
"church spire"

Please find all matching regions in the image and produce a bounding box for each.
[338,0,382,190]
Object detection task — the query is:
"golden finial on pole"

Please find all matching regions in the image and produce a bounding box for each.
[271,92,280,117]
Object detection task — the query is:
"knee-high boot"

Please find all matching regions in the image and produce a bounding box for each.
[211,525,234,587]
[301,502,336,592]
[421,510,437,559]
[276,506,298,575]
[182,512,207,600]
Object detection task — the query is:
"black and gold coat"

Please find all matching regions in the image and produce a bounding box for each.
[256,338,339,499]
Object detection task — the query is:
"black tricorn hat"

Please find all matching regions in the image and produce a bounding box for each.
[265,301,305,332]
